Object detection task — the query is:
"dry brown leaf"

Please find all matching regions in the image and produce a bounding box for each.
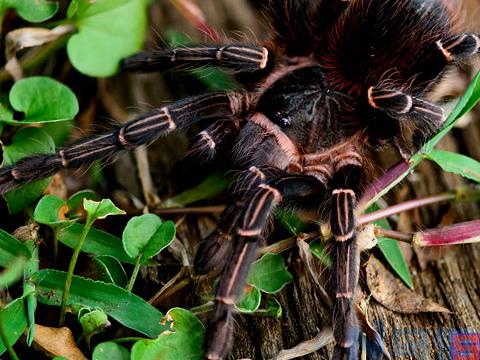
[366,256,451,314]
[271,327,334,360]
[33,324,87,360]
[296,236,331,305]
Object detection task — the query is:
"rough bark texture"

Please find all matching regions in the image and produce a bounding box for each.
[106,1,480,359]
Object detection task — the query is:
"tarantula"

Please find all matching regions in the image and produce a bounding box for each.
[0,0,478,358]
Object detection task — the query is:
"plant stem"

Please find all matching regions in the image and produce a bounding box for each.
[59,219,93,326]
[127,255,142,292]
[376,228,413,243]
[358,192,456,225]
[189,302,214,315]
[112,337,145,343]
[0,309,20,360]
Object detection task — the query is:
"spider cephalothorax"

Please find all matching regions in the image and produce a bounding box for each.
[0,0,478,359]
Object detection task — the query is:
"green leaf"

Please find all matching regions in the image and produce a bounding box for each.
[424,70,480,153]
[58,223,139,264]
[84,198,125,222]
[275,208,309,235]
[236,285,261,313]
[309,239,332,268]
[66,0,148,77]
[426,150,480,183]
[4,77,78,125]
[93,342,130,360]
[263,298,282,318]
[23,243,38,346]
[1,0,59,22]
[32,269,167,337]
[33,194,75,228]
[0,296,29,355]
[131,308,205,360]
[79,308,110,346]
[67,190,98,215]
[368,204,414,289]
[0,229,31,267]
[163,173,229,207]
[93,255,128,288]
[0,257,26,288]
[249,253,293,294]
[2,128,56,214]
[122,214,176,262]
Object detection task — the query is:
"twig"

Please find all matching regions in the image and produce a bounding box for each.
[376,228,413,243]
[358,192,456,225]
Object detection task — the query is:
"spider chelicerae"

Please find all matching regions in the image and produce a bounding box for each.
[1,0,479,359]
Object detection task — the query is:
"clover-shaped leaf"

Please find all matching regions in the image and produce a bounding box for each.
[248,253,293,294]
[2,128,55,214]
[2,77,79,125]
[79,308,111,347]
[93,342,130,360]
[235,285,261,313]
[84,198,125,223]
[66,0,148,77]
[122,214,176,263]
[0,0,59,23]
[131,308,204,360]
[33,194,74,228]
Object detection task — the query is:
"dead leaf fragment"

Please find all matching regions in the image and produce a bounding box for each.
[33,324,87,360]
[366,256,451,314]
[271,327,334,360]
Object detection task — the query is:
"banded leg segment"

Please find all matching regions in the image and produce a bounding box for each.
[204,171,323,360]
[0,91,252,194]
[121,45,269,73]
[436,33,480,62]
[330,188,360,360]
[367,86,445,157]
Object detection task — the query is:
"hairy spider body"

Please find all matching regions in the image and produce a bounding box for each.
[0,0,478,359]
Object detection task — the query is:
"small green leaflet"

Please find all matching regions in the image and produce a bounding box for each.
[66,0,148,76]
[2,77,78,125]
[93,342,130,360]
[425,150,480,183]
[368,204,413,289]
[0,0,58,23]
[249,253,293,294]
[122,214,176,263]
[131,308,205,360]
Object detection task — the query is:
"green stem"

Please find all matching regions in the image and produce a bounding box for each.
[189,301,214,315]
[59,219,93,326]
[127,255,142,292]
[0,309,20,360]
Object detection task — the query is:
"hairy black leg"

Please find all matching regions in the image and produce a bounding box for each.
[0,92,252,194]
[204,171,322,360]
[367,86,445,158]
[436,33,480,62]
[190,120,240,162]
[329,163,363,360]
[121,45,269,73]
[194,166,268,275]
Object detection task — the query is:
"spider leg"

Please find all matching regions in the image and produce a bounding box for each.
[329,164,363,360]
[121,45,269,73]
[195,166,267,275]
[0,91,252,194]
[190,119,240,162]
[367,86,445,158]
[204,169,322,360]
[436,33,480,62]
